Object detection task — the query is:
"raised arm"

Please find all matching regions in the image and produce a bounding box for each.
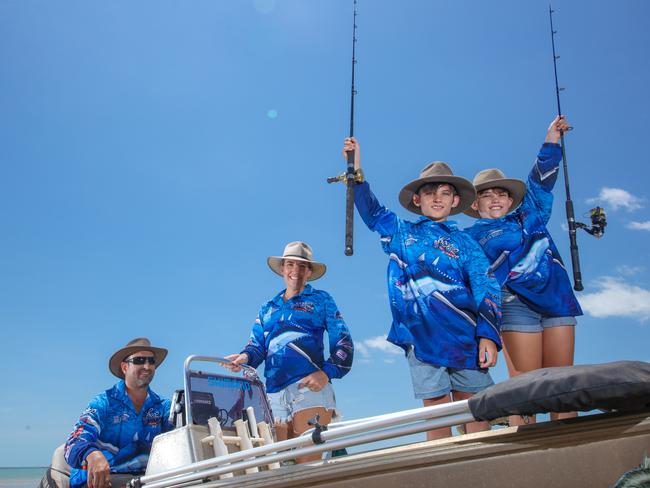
[524,116,571,223]
[343,137,400,237]
[545,115,571,144]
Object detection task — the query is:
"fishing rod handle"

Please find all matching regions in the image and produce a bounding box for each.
[569,239,583,291]
[344,150,355,256]
[566,200,584,291]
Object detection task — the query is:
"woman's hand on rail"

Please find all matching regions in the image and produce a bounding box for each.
[221,353,249,372]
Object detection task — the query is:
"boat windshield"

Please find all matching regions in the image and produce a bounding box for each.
[188,370,274,428]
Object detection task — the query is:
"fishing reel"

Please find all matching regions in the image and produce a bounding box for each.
[575,206,607,238]
[327,168,365,186]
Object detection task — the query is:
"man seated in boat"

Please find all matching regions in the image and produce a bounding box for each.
[64,338,174,488]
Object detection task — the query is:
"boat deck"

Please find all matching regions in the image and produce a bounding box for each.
[204,410,650,488]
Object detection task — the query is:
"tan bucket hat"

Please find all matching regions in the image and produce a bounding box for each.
[267,241,326,281]
[398,161,476,216]
[108,337,168,379]
[464,168,526,218]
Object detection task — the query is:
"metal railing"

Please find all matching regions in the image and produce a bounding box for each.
[134,399,474,488]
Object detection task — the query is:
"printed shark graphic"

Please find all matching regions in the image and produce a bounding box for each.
[404,236,418,246]
[268,331,308,356]
[552,257,567,270]
[509,237,550,279]
[389,253,408,269]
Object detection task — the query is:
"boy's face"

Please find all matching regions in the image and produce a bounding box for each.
[412,183,459,222]
[471,187,513,219]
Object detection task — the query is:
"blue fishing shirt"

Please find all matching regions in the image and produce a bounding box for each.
[464,143,583,317]
[64,381,172,488]
[242,284,354,393]
[355,181,501,370]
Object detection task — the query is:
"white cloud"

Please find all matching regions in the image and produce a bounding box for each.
[587,187,643,211]
[579,277,650,321]
[616,265,646,276]
[356,335,402,359]
[627,221,650,231]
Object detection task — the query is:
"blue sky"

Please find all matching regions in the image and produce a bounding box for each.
[1,0,649,467]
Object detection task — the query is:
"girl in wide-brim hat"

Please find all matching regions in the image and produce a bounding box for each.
[464,115,583,426]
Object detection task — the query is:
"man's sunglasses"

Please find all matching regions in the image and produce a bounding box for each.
[124,356,156,366]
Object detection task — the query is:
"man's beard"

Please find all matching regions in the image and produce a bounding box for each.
[135,372,153,388]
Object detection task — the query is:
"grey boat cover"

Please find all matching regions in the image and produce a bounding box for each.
[468,361,650,421]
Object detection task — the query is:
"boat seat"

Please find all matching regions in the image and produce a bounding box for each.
[38,444,70,488]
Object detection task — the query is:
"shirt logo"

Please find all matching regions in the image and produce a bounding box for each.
[112,413,129,424]
[143,408,162,427]
[434,236,459,259]
[292,301,314,313]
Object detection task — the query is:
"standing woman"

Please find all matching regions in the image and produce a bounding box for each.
[224,241,353,461]
[464,116,582,425]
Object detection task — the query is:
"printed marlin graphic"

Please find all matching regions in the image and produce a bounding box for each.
[410,276,462,295]
[395,275,463,301]
[509,237,550,279]
[268,331,308,356]
[286,343,320,370]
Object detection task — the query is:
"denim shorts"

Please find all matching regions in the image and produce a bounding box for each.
[407,348,494,399]
[267,381,336,423]
[501,290,577,333]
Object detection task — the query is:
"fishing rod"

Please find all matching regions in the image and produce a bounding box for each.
[548,5,606,291]
[327,0,361,256]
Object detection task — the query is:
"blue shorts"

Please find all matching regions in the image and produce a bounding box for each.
[407,348,494,400]
[267,381,336,423]
[501,290,577,333]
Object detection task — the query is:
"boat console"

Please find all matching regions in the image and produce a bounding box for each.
[145,355,277,478]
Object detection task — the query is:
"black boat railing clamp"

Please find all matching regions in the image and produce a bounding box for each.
[308,414,328,444]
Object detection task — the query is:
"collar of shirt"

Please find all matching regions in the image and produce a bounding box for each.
[112,380,158,412]
[473,213,517,227]
[270,283,314,306]
[414,217,459,232]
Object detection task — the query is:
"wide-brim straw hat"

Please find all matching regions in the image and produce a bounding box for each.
[464,168,526,218]
[109,337,168,379]
[398,161,476,216]
[267,241,326,281]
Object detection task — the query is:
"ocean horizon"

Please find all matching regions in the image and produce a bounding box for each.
[0,467,47,488]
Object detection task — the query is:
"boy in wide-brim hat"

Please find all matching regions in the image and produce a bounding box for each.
[463,115,582,426]
[343,137,501,440]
